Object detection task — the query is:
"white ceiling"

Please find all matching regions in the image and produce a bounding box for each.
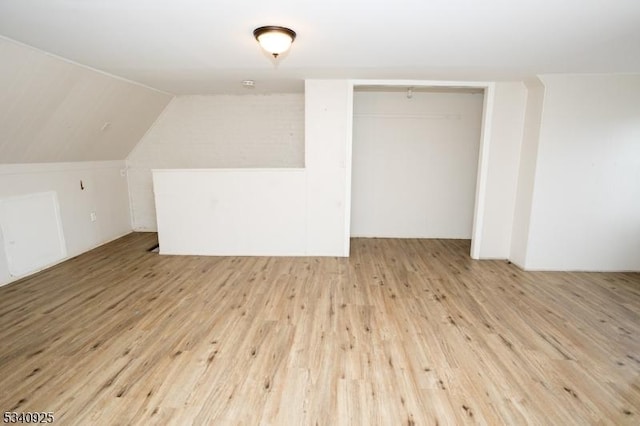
[1,0,639,94]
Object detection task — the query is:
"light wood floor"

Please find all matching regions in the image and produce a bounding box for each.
[1,233,639,425]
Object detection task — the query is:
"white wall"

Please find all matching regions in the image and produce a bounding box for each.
[153,169,306,256]
[126,94,305,231]
[0,37,171,163]
[351,89,483,238]
[305,80,352,256]
[0,161,132,286]
[523,74,640,271]
[152,82,351,257]
[510,78,546,267]
[479,82,527,258]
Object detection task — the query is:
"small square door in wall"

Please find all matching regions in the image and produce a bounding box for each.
[0,191,67,277]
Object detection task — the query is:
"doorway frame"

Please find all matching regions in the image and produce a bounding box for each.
[344,79,495,259]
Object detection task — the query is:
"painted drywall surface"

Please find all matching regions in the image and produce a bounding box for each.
[0,161,132,286]
[153,169,306,256]
[305,80,352,256]
[509,78,546,267]
[524,74,640,271]
[351,90,483,238]
[152,83,349,257]
[0,37,171,163]
[126,94,305,231]
[478,82,527,258]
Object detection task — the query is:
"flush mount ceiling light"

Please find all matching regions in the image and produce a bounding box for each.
[253,26,296,58]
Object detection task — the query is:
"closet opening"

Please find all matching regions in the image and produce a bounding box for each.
[346,80,495,259]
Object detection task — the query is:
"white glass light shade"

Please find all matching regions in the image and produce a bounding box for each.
[253,26,296,58]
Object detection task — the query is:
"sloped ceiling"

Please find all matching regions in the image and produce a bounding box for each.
[0,38,172,163]
[0,0,639,94]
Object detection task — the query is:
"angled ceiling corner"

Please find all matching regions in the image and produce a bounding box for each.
[0,37,173,164]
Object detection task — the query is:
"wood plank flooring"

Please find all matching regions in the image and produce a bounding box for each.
[0,232,639,425]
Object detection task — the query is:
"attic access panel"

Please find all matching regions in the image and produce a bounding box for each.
[0,191,67,277]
